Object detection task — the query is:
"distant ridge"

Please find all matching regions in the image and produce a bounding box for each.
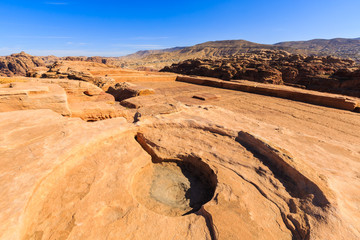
[2,37,359,71]
[119,39,296,69]
[118,37,360,69]
[275,38,360,60]
[125,47,186,59]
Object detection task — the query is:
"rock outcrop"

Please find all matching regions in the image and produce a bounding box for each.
[107,82,155,101]
[35,78,129,121]
[0,81,71,116]
[161,50,360,97]
[28,61,115,90]
[176,76,360,112]
[0,78,129,121]
[0,51,46,77]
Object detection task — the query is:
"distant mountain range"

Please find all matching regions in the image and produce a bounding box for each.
[2,37,359,74]
[119,38,360,69]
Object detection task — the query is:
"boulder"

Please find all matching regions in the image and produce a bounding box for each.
[107,82,155,102]
[192,93,221,101]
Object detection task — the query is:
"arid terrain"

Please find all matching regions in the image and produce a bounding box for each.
[0,43,360,240]
[2,37,360,74]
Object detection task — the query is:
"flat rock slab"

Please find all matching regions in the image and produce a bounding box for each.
[0,81,71,116]
[177,76,360,111]
[192,93,220,101]
[30,78,126,121]
[69,101,132,122]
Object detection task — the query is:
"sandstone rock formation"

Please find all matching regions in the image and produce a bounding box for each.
[0,70,359,240]
[0,77,128,121]
[161,50,360,97]
[107,82,155,101]
[36,78,132,121]
[0,81,71,116]
[1,101,359,239]
[0,51,45,77]
[176,76,360,112]
[28,61,116,90]
[27,60,177,89]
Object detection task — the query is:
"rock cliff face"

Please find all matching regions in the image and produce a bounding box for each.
[0,51,45,77]
[161,49,360,97]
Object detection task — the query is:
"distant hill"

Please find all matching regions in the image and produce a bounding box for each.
[275,38,360,61]
[118,38,360,69]
[2,38,359,73]
[124,47,185,59]
[119,40,295,69]
[125,40,294,59]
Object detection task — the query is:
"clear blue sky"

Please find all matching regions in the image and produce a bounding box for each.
[1,0,359,56]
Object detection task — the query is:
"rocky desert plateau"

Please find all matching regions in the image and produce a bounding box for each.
[3,1,360,238]
[0,39,360,240]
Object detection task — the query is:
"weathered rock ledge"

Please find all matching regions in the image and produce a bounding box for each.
[0,78,130,121]
[177,76,360,112]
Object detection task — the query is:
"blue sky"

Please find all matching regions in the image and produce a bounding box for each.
[0,0,359,56]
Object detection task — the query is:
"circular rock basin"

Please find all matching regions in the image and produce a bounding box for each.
[133,160,217,217]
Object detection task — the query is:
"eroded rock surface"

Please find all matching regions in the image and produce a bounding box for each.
[28,61,116,90]
[161,49,360,97]
[1,101,359,239]
[177,76,360,112]
[0,52,45,77]
[0,81,71,115]
[107,82,155,102]
[0,75,360,240]
[0,78,129,121]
